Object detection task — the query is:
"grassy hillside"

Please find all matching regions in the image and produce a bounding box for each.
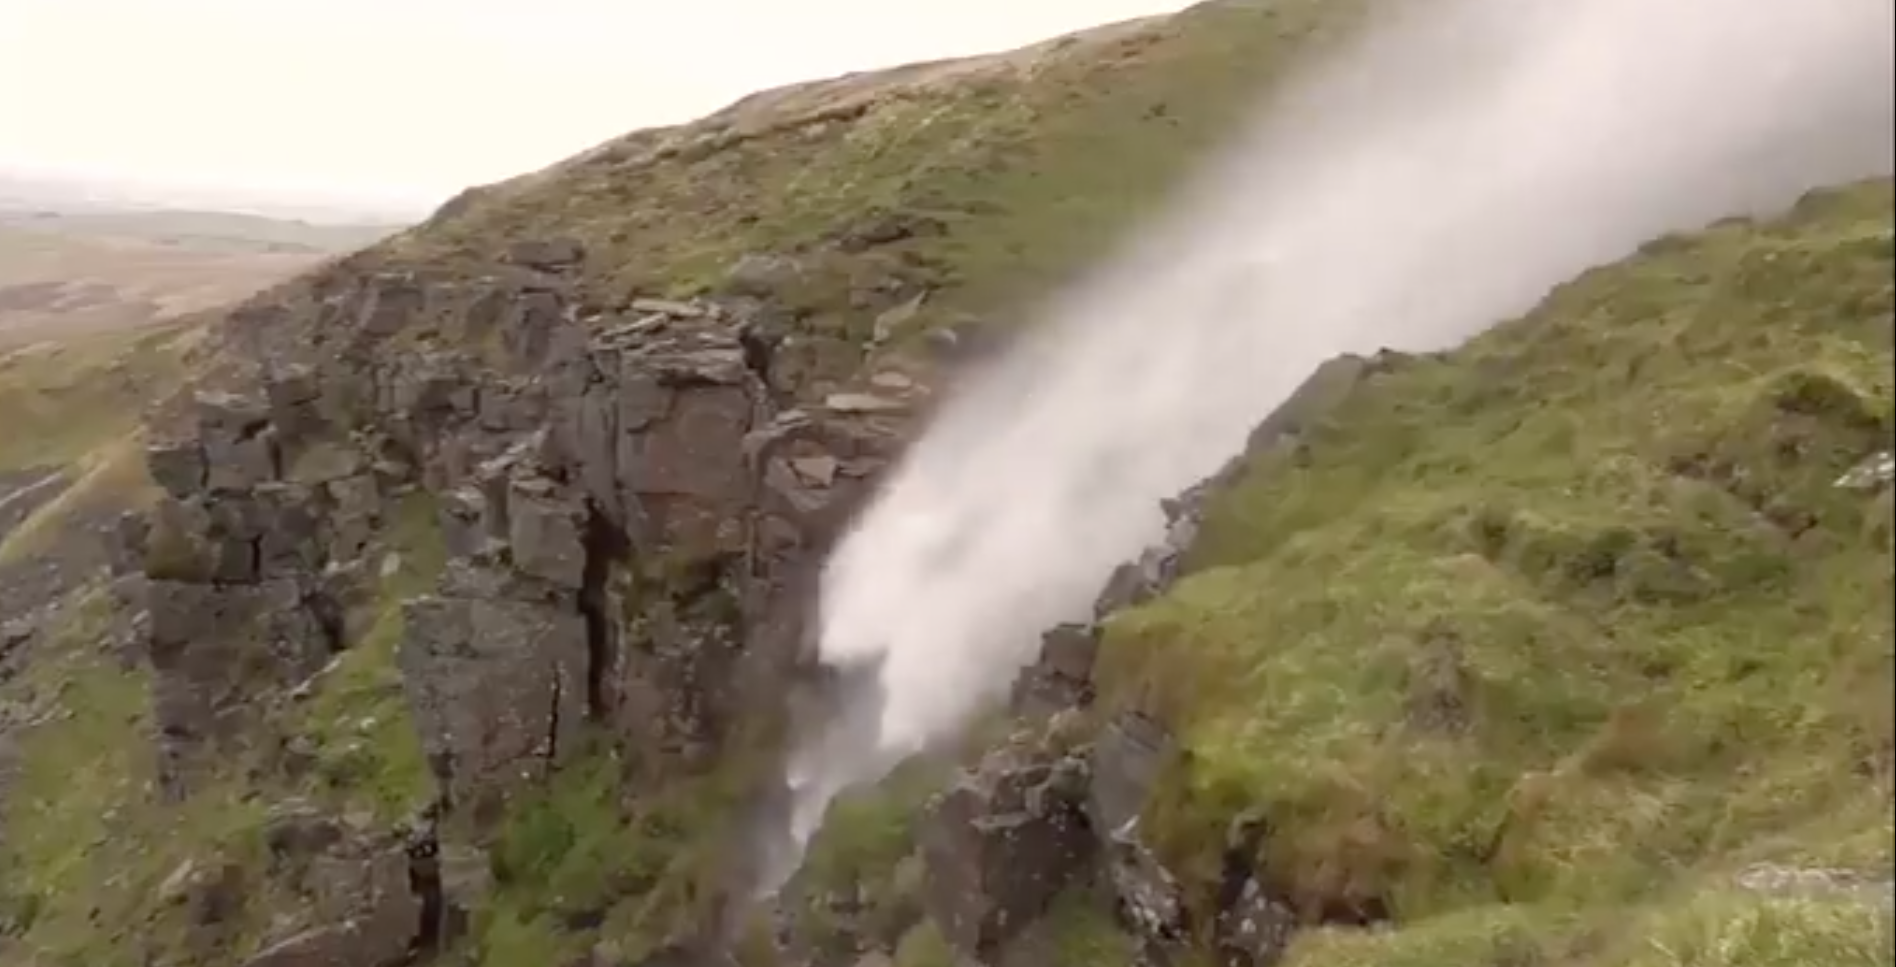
[0,210,397,348]
[0,4,1386,963]
[0,0,1890,964]
[0,208,399,255]
[388,0,1371,386]
[1094,179,1895,964]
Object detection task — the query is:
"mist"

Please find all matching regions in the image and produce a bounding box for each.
[777,0,1896,861]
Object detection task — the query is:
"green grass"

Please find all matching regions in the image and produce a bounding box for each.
[1092,180,1894,946]
[295,490,446,821]
[892,919,958,967]
[2,489,446,964]
[783,756,947,958]
[0,587,272,967]
[1030,889,1142,966]
[464,743,760,966]
[1283,889,1894,967]
[0,320,194,472]
[0,435,160,567]
[1615,890,1894,967]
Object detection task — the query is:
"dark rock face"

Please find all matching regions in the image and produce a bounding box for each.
[545,309,768,542]
[146,443,209,500]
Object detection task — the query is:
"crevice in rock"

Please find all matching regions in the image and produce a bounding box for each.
[735,317,780,390]
[578,507,627,723]
[248,535,265,577]
[1215,815,1269,916]
[545,660,566,768]
[426,751,456,815]
[306,586,347,657]
[405,818,447,961]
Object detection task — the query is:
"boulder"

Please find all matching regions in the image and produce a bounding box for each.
[1088,715,1191,958]
[506,476,588,589]
[505,237,586,272]
[1215,877,1297,967]
[195,391,271,439]
[920,744,1095,959]
[262,800,347,869]
[146,441,209,499]
[1009,623,1099,720]
[265,364,326,441]
[352,273,426,340]
[105,510,150,576]
[398,595,589,814]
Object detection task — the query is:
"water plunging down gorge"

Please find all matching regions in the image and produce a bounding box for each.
[767,0,1896,888]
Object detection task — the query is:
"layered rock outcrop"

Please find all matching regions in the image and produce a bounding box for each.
[127,239,914,960]
[140,385,366,795]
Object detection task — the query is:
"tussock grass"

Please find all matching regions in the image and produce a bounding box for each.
[0,588,272,966]
[293,490,446,821]
[1093,180,1894,941]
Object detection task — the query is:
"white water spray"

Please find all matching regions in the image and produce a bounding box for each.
[779,0,1895,860]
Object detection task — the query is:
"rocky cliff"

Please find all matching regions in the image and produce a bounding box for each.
[1,2,1892,966]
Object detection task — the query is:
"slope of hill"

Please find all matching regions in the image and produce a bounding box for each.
[0,208,400,255]
[0,207,401,346]
[1105,180,1894,965]
[0,2,1889,967]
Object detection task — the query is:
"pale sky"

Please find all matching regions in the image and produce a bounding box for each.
[0,0,1190,213]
